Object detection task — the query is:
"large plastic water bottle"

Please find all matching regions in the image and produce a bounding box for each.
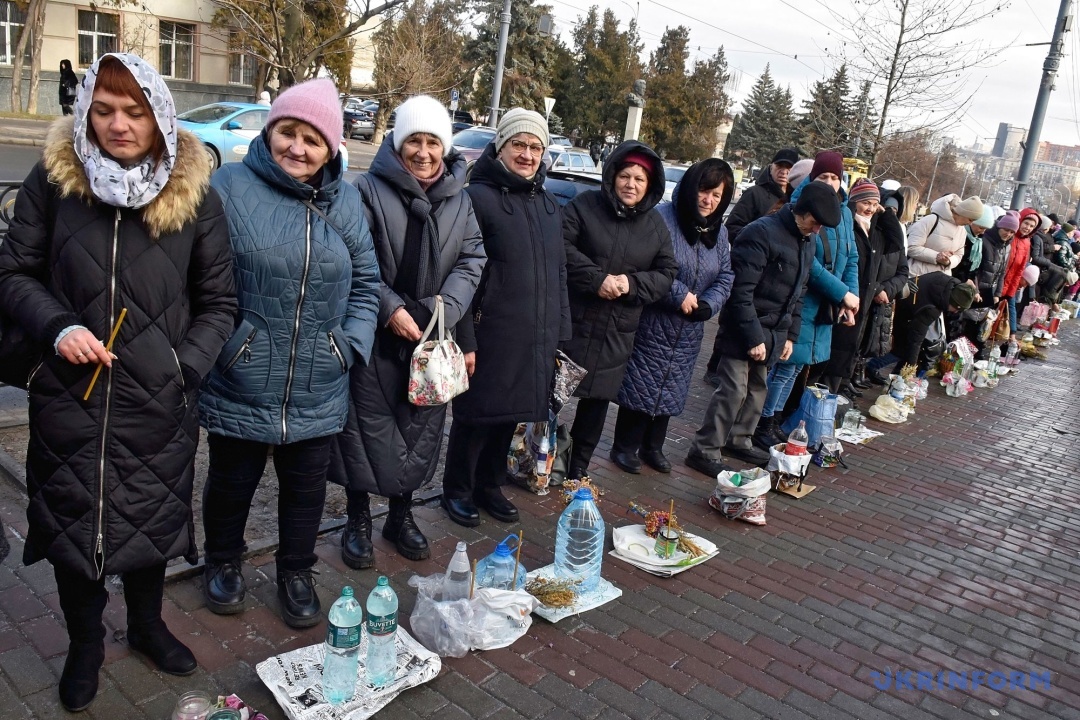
[365,577,398,687]
[475,534,526,590]
[323,586,362,705]
[1005,338,1020,367]
[554,488,605,593]
[442,541,472,601]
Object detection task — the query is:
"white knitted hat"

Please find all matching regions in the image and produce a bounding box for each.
[392,95,453,156]
[496,108,549,151]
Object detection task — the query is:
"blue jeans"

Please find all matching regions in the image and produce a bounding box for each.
[867,352,899,378]
[760,361,804,418]
[1007,294,1019,333]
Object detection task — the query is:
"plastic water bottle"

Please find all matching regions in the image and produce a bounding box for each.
[987,344,1001,379]
[785,421,809,456]
[323,586,362,705]
[475,534,526,590]
[1005,338,1020,367]
[554,488,605,593]
[365,577,398,688]
[442,541,472,601]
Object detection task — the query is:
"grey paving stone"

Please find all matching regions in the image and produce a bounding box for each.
[586,678,661,720]
[480,674,555,719]
[734,687,818,720]
[532,674,605,720]
[431,671,502,719]
[634,680,710,720]
[685,683,763,720]
[0,645,58,696]
[0,672,31,719]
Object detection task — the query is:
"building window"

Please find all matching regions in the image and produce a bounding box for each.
[0,0,28,65]
[228,32,256,86]
[159,21,194,80]
[78,10,118,67]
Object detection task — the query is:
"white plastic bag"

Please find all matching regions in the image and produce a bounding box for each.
[709,468,771,525]
[407,575,539,657]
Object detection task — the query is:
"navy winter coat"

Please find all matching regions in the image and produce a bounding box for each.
[453,144,570,424]
[200,133,381,445]
[562,141,679,400]
[618,168,735,417]
[717,205,815,367]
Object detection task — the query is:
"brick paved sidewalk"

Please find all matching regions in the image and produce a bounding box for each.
[1,321,1079,720]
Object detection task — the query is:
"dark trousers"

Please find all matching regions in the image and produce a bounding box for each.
[203,433,332,572]
[691,353,768,460]
[612,408,670,455]
[442,419,517,500]
[54,562,167,643]
[569,397,611,475]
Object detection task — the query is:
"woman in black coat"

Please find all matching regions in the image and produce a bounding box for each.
[0,54,236,711]
[826,180,908,395]
[562,140,679,479]
[441,109,570,527]
[58,59,79,115]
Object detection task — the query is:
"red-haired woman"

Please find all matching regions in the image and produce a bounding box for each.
[0,53,237,711]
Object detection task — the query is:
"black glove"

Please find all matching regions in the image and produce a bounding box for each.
[688,301,712,322]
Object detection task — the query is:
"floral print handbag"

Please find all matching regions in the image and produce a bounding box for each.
[408,295,469,406]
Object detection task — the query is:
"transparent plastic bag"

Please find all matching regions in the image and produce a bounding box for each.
[407,574,475,658]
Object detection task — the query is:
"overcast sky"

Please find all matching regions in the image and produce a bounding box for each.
[549,0,1080,151]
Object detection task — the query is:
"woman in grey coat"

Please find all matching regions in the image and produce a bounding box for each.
[329,95,485,566]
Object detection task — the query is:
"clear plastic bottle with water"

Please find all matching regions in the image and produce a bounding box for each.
[323,586,362,705]
[475,534,526,590]
[987,343,1001,379]
[1005,338,1020,367]
[554,488,605,593]
[785,420,809,456]
[365,577,398,688]
[442,541,472,601]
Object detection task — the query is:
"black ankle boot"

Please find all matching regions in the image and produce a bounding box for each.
[383,495,429,561]
[341,491,374,570]
[203,557,245,615]
[59,639,105,712]
[124,566,196,676]
[276,568,322,628]
[752,416,781,451]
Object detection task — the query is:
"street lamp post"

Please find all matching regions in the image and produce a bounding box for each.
[487,0,513,128]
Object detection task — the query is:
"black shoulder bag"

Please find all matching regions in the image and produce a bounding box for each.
[816,233,841,325]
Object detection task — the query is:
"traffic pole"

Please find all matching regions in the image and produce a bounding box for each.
[488,0,513,128]
[1011,0,1073,209]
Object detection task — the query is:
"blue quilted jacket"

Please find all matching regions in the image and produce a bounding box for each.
[199,135,381,444]
[787,178,859,366]
[617,201,734,416]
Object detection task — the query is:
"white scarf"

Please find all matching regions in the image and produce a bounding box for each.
[72,53,177,209]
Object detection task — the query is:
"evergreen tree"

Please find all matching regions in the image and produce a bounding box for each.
[463,0,560,118]
[641,26,692,158]
[551,7,642,144]
[680,47,731,160]
[848,80,879,161]
[725,65,797,169]
[798,64,854,155]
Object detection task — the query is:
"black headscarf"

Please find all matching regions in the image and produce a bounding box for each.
[673,158,734,249]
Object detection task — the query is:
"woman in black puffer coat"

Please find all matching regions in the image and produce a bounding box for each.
[611,158,735,474]
[440,109,570,527]
[562,140,679,479]
[0,54,236,711]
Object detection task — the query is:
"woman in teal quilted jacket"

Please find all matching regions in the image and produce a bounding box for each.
[198,79,380,629]
[749,152,860,455]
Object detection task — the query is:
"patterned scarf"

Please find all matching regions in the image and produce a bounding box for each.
[72,52,177,209]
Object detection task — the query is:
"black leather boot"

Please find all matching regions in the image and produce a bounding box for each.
[341,490,374,570]
[56,569,108,712]
[752,416,782,451]
[383,494,430,561]
[124,565,197,676]
[203,557,246,615]
[276,567,322,628]
[852,359,872,389]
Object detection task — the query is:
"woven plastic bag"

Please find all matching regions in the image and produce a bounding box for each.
[781,385,837,449]
[709,469,770,525]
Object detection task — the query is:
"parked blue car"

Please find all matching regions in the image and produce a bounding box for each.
[177,102,270,169]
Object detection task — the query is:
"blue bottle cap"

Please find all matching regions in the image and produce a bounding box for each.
[573,488,593,500]
[341,586,354,597]
[494,534,519,556]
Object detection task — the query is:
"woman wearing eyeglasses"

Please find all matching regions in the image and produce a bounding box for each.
[440,108,570,527]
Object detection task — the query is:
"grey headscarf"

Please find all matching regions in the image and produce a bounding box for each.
[73,52,177,209]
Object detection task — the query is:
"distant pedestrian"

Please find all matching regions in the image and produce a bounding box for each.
[256,90,271,106]
[58,59,79,115]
